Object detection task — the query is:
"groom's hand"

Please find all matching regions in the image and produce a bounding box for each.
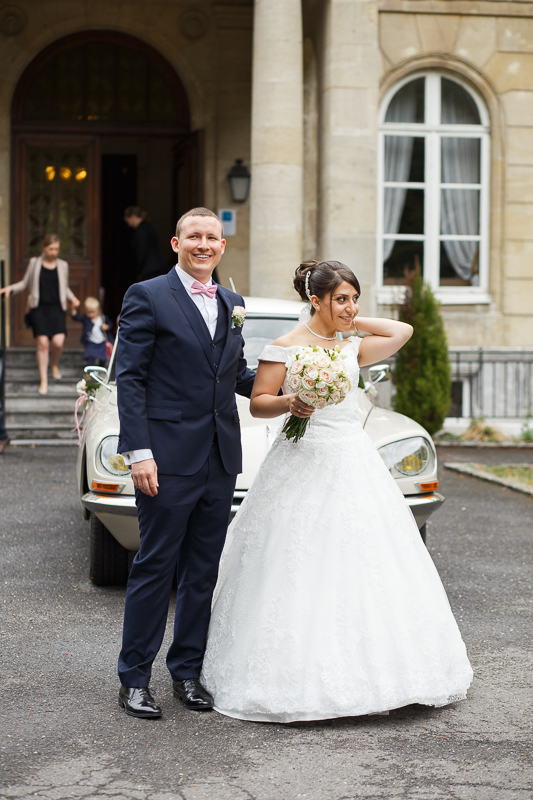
[131,458,159,496]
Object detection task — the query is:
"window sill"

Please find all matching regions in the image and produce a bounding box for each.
[376,286,492,306]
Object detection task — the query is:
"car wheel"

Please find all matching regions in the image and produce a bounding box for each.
[89,512,129,586]
[419,523,427,544]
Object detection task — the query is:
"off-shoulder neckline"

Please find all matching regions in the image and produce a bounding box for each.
[263,337,359,353]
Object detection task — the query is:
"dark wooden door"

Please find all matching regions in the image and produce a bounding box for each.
[12,134,100,345]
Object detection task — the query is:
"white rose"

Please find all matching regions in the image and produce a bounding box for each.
[315,354,330,369]
[301,375,315,390]
[319,369,334,385]
[304,365,319,380]
[329,390,342,404]
[299,390,318,406]
[288,375,300,391]
[315,398,327,410]
[316,384,329,396]
[290,360,304,375]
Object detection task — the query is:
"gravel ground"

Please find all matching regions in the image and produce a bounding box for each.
[0,444,532,800]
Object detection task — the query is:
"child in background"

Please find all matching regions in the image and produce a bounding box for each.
[72,297,114,366]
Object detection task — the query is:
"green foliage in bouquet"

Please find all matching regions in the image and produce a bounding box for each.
[393,271,451,436]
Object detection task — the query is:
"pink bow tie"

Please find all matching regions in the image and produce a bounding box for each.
[190,280,217,299]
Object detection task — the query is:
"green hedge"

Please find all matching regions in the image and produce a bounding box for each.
[393,273,451,436]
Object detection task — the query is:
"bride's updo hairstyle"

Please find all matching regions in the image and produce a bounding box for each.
[293,260,361,316]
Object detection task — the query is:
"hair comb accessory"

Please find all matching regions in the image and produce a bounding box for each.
[305,271,313,301]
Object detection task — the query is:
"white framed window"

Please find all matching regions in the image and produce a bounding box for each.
[376,72,491,305]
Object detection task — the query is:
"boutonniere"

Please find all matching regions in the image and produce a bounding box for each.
[231,306,246,329]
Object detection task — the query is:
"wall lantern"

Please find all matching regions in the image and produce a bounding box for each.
[227,159,251,202]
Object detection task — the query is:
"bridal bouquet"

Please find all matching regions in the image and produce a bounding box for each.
[282,345,352,443]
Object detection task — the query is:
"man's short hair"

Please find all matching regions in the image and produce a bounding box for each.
[175,207,223,238]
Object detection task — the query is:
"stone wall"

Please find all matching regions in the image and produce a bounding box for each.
[379,2,533,346]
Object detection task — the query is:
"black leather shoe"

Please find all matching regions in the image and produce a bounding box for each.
[118,686,162,719]
[173,679,214,711]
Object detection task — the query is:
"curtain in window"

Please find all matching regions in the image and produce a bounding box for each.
[383,86,417,261]
[441,89,480,285]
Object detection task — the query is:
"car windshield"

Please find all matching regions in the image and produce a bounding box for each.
[107,315,298,378]
[243,316,298,367]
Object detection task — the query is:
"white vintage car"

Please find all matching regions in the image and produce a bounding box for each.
[77,297,444,585]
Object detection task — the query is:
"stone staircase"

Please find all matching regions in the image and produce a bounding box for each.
[4,348,86,443]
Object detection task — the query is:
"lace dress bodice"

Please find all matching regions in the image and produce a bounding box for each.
[258,337,362,440]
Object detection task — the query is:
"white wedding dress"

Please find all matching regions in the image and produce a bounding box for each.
[201,338,473,722]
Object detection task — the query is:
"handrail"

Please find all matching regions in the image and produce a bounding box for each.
[0,260,6,433]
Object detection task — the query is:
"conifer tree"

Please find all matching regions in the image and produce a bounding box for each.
[393,272,451,435]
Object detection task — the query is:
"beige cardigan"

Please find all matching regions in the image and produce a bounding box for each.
[11,256,75,311]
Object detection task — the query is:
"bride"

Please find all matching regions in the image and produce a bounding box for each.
[201,259,473,722]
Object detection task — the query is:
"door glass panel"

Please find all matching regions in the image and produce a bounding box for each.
[385,78,425,123]
[440,241,479,286]
[441,79,481,125]
[441,189,479,236]
[27,146,88,257]
[383,240,424,285]
[441,138,480,184]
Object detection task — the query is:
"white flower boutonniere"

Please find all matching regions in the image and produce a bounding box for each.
[231,305,246,329]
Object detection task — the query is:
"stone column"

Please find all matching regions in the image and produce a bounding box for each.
[249,0,303,299]
[318,0,380,312]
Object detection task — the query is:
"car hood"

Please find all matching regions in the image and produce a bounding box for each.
[362,404,431,448]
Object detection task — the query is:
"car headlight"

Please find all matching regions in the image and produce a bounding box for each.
[378,437,434,478]
[97,435,129,477]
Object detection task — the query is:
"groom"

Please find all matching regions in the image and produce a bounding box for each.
[115,207,255,718]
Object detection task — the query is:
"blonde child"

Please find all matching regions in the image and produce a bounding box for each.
[72,297,114,366]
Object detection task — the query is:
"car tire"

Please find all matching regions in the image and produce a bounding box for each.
[419,523,427,544]
[89,512,129,586]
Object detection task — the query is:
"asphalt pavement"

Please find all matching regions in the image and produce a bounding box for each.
[0,444,532,800]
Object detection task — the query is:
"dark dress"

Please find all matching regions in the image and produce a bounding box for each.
[29,266,66,338]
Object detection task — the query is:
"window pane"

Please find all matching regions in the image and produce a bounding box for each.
[385,78,425,123]
[383,240,424,285]
[441,138,480,184]
[440,241,479,286]
[384,188,424,235]
[441,78,481,124]
[441,189,479,236]
[385,136,424,183]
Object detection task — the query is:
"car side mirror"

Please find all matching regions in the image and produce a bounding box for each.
[367,364,392,386]
[84,365,113,392]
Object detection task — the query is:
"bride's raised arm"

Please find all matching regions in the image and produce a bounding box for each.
[250,361,315,420]
[355,317,413,368]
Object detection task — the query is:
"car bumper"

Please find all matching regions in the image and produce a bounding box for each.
[405,492,445,527]
[81,491,138,517]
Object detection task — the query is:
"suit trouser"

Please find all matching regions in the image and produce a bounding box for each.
[118,441,236,687]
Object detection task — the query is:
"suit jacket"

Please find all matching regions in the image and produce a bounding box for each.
[72,313,114,346]
[10,256,75,311]
[116,268,255,476]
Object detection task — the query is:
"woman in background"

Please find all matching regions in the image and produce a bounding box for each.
[0,234,79,395]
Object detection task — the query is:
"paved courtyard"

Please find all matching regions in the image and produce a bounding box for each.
[0,445,532,800]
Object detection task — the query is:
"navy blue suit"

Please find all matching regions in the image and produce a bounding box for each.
[116,267,255,686]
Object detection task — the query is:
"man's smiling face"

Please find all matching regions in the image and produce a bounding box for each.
[171,216,226,283]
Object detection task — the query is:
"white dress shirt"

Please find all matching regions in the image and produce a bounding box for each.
[121,265,218,466]
[88,315,106,344]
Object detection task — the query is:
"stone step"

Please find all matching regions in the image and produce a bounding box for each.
[5,382,79,395]
[6,422,78,440]
[6,411,76,426]
[5,347,85,367]
[5,394,77,411]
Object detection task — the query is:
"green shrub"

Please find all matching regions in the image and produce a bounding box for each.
[393,272,451,435]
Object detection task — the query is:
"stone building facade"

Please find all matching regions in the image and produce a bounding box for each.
[0,0,532,349]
